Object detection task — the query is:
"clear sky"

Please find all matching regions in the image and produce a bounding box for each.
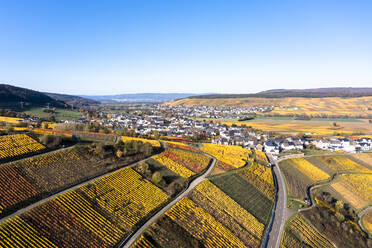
[1,0,372,95]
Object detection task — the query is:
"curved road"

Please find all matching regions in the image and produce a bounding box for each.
[121,155,216,248]
[358,206,372,238]
[265,155,295,248]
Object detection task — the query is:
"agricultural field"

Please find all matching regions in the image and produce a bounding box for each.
[132,176,272,248]
[0,134,45,161]
[167,96,372,118]
[348,153,372,171]
[21,107,83,122]
[201,143,251,168]
[122,136,161,148]
[193,116,372,136]
[315,155,372,173]
[237,162,275,201]
[289,158,330,182]
[302,192,372,248]
[254,149,269,164]
[164,140,201,153]
[281,214,334,248]
[32,128,73,138]
[326,174,372,210]
[279,155,372,207]
[211,171,274,224]
[278,159,316,202]
[152,147,210,178]
[0,116,24,124]
[134,158,187,196]
[0,166,170,247]
[0,142,155,218]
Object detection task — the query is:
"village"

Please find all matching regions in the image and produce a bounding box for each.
[72,104,372,157]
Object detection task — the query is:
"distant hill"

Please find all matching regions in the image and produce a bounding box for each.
[188,87,372,99]
[82,93,202,103]
[166,87,372,118]
[45,92,100,107]
[0,84,65,109]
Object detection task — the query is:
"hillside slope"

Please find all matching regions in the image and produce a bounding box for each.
[0,84,65,109]
[166,88,372,118]
[45,92,100,107]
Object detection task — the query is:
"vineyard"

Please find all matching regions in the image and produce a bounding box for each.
[0,143,154,218]
[330,174,372,209]
[281,214,334,248]
[133,177,269,248]
[152,145,211,178]
[192,181,264,239]
[81,167,169,230]
[164,141,201,153]
[165,197,248,247]
[32,128,73,138]
[255,150,269,164]
[349,153,372,170]
[238,162,276,201]
[0,134,45,160]
[0,166,170,247]
[211,170,274,224]
[329,181,366,209]
[122,136,161,148]
[278,159,314,201]
[289,158,330,182]
[201,143,250,168]
[0,116,24,124]
[160,147,210,173]
[316,155,372,173]
[279,155,372,204]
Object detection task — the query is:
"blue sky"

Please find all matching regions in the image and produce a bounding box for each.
[1,0,372,95]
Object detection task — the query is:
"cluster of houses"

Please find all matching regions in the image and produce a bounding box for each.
[312,137,372,153]
[264,137,305,155]
[58,104,372,156]
[264,136,372,154]
[158,105,273,119]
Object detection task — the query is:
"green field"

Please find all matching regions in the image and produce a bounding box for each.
[211,173,273,224]
[22,107,82,121]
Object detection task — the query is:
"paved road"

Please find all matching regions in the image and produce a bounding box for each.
[266,156,296,248]
[121,155,216,248]
[0,151,160,224]
[358,206,372,238]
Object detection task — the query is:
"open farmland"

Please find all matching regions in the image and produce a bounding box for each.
[167,96,372,118]
[194,117,372,136]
